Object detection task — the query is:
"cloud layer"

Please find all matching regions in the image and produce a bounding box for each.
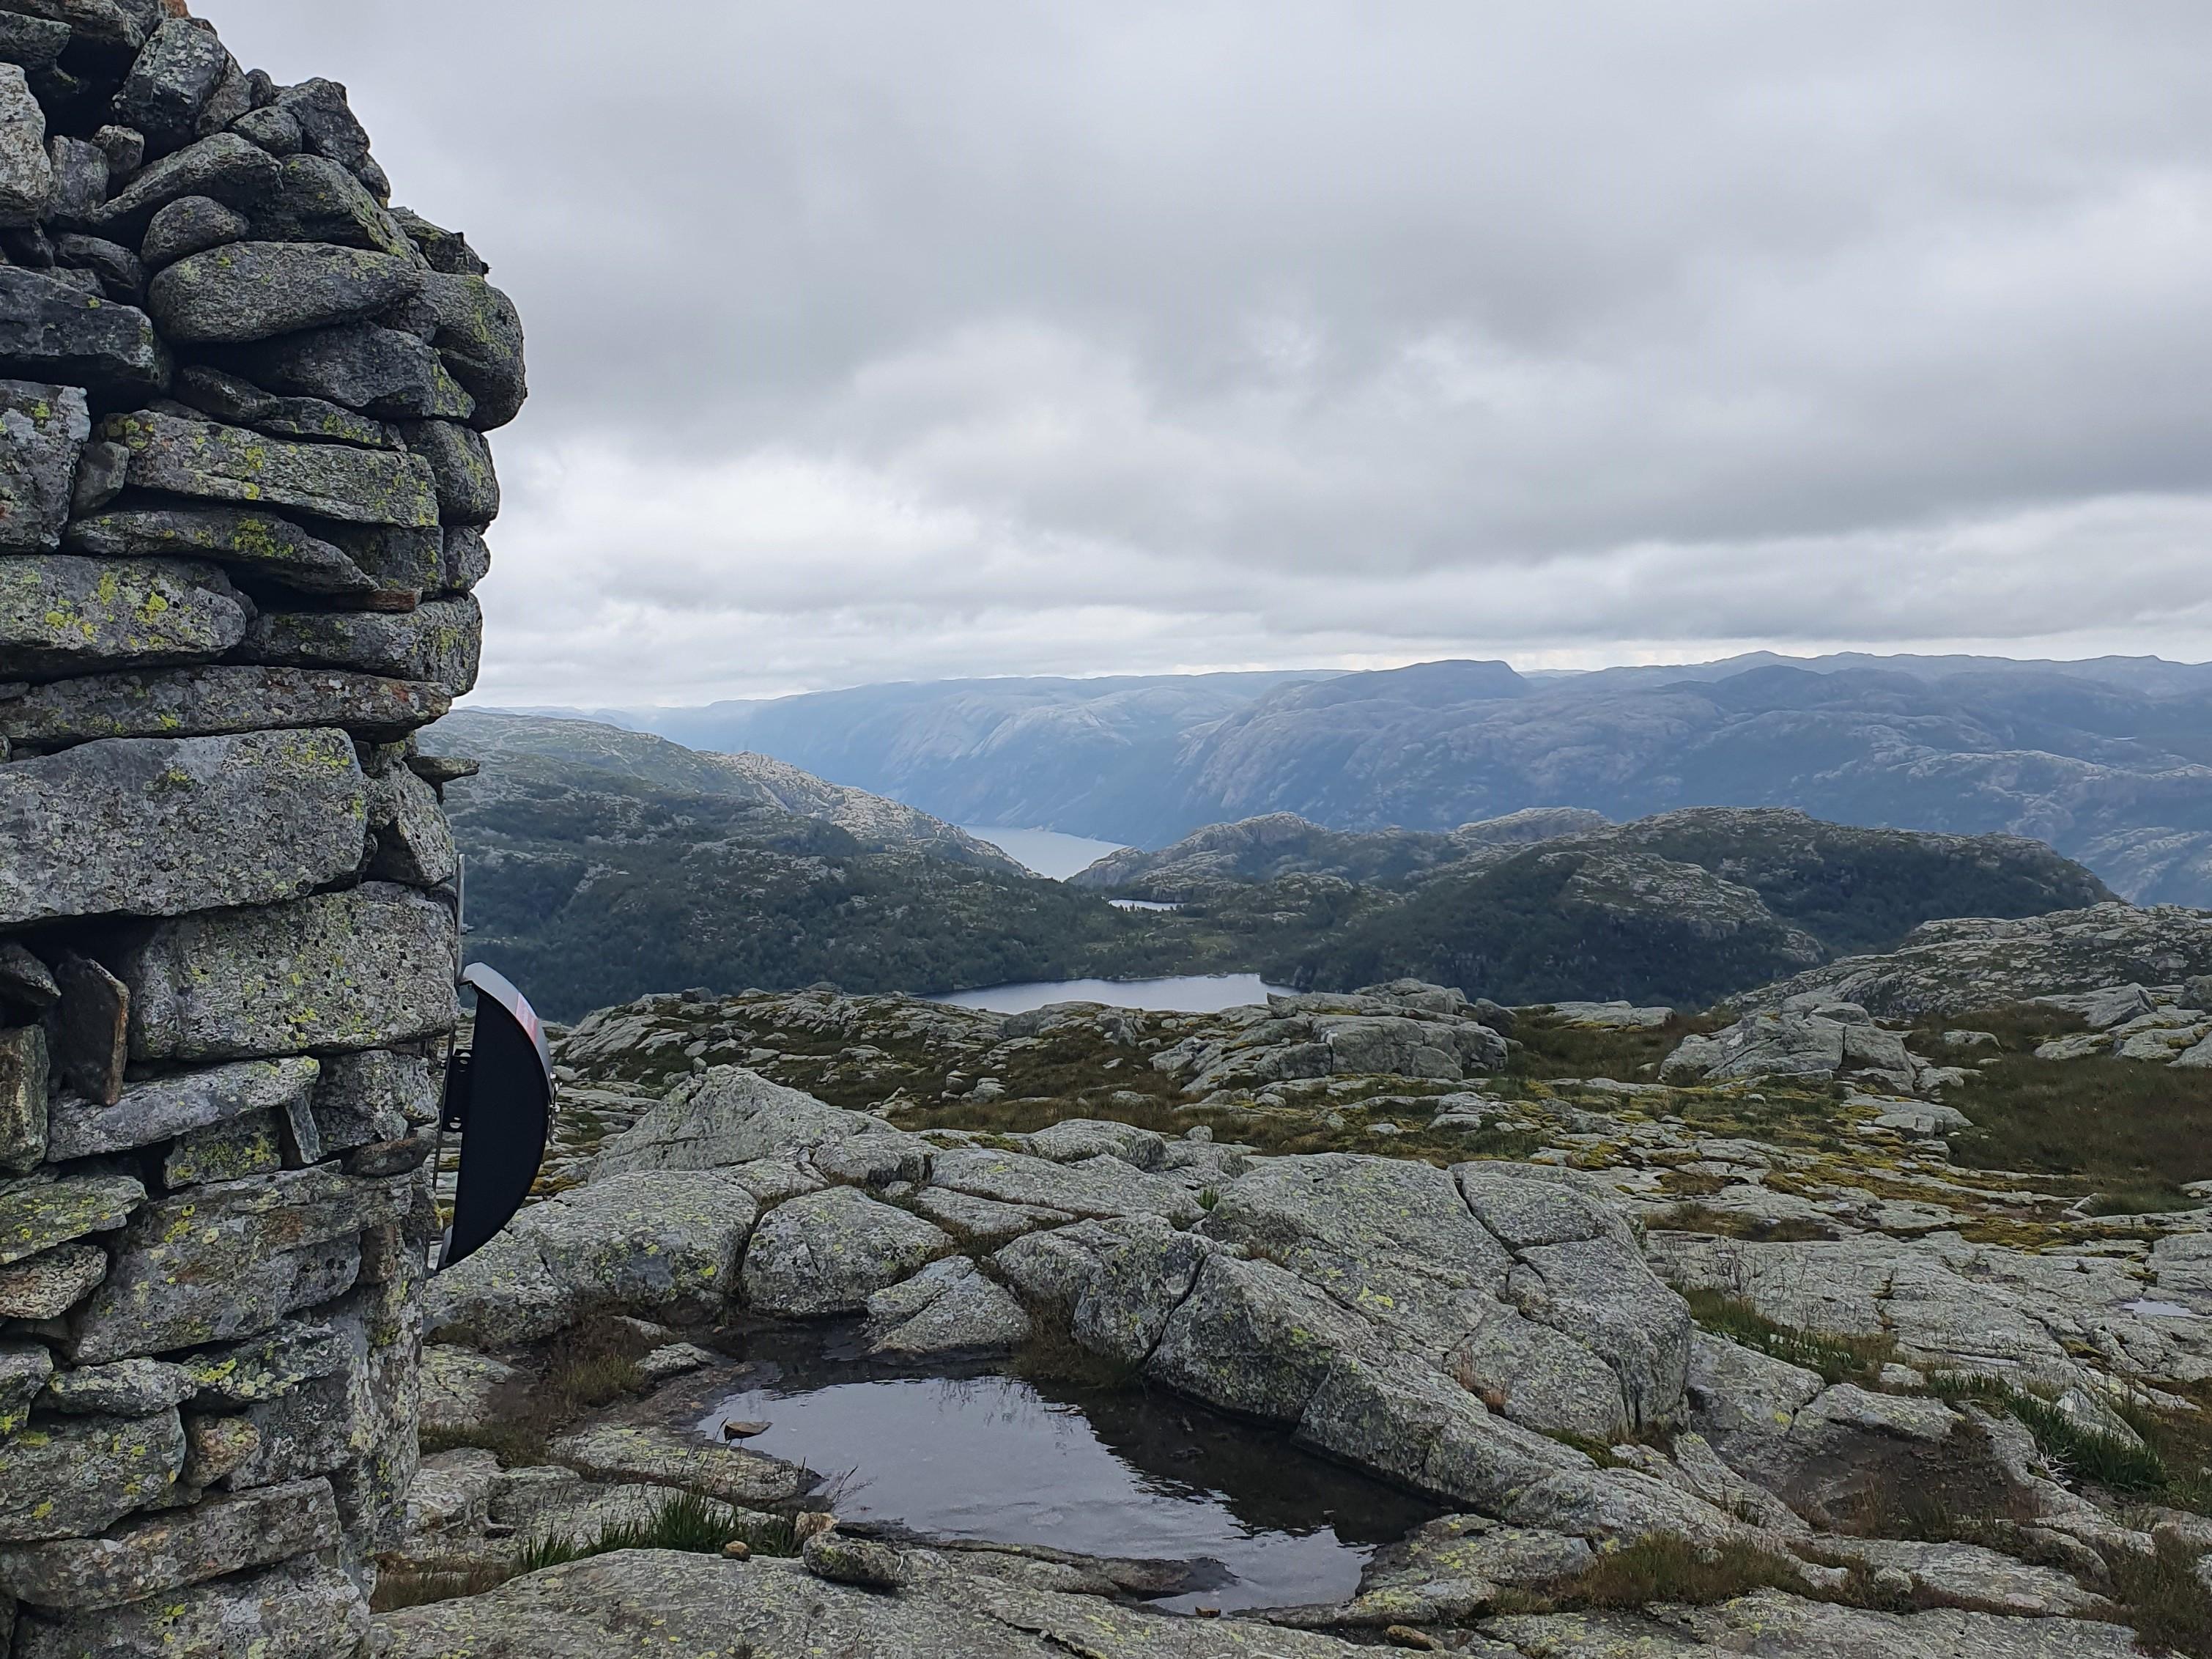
[212,1,2212,703]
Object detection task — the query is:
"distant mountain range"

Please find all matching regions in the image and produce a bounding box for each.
[421,711,2131,1019]
[541,651,2212,906]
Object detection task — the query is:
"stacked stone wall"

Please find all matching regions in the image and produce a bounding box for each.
[0,2,522,1651]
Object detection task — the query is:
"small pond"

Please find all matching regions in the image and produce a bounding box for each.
[698,1329,1437,1613]
[928,974,1294,1016]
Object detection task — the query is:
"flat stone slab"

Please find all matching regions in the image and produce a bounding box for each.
[547,1422,812,1510]
[66,504,377,595]
[244,596,482,696]
[0,268,171,398]
[100,409,440,528]
[0,1173,143,1266]
[13,1553,366,1659]
[116,882,456,1062]
[0,665,450,746]
[0,1477,337,1611]
[0,555,246,679]
[45,1056,320,1161]
[0,730,366,928]
[0,1410,183,1544]
[70,1164,411,1362]
[148,240,423,345]
[377,1549,1374,1658]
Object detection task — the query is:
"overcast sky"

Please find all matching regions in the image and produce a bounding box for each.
[213,1,2212,706]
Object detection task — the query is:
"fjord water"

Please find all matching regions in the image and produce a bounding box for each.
[963,825,1129,880]
[929,974,1293,1015]
[703,1339,1436,1612]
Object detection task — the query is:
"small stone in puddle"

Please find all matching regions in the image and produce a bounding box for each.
[720,1418,771,1441]
[802,1529,908,1590]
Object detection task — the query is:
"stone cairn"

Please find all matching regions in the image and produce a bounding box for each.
[0,1,523,1651]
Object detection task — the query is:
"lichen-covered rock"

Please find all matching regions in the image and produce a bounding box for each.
[0,268,171,398]
[251,154,414,256]
[0,555,245,679]
[0,1476,338,1611]
[1505,1235,1691,1432]
[115,881,456,1061]
[399,418,499,524]
[0,1244,104,1320]
[1148,1254,1370,1421]
[11,1553,366,1659]
[0,64,52,228]
[0,730,366,928]
[174,363,401,450]
[0,1341,52,1434]
[929,1146,1203,1225]
[0,379,88,553]
[741,1185,953,1318]
[591,1065,884,1178]
[243,596,481,695]
[45,1056,319,1161]
[99,409,439,528]
[69,1164,410,1362]
[425,1169,758,1345]
[86,132,281,238]
[0,1022,46,1174]
[160,1109,284,1186]
[225,320,473,418]
[864,1256,1032,1357]
[38,1357,193,1416]
[139,193,250,268]
[418,1342,522,1436]
[803,1529,909,1590]
[149,240,423,345]
[111,17,230,148]
[365,760,456,885]
[0,665,449,746]
[440,524,491,592]
[311,1049,438,1153]
[545,1422,811,1509]
[66,503,377,594]
[0,1173,142,1268]
[419,270,526,430]
[378,1545,1375,1659]
[0,1410,183,1544]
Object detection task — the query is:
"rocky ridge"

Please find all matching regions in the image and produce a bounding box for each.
[0,7,522,1654]
[396,967,2212,1654]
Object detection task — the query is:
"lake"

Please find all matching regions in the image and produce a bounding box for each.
[930,973,1292,1015]
[963,825,1128,881]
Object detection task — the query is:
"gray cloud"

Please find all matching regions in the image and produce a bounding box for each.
[212,1,2212,703]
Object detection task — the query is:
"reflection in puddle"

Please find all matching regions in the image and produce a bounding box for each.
[698,1329,1438,1614]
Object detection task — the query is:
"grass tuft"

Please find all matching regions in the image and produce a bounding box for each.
[1927,1372,2169,1495]
[1513,1534,1810,1612]
[1683,1289,1894,1386]
[2112,1537,2212,1658]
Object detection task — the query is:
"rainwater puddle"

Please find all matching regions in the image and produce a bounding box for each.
[698,1328,1437,1614]
[2124,1298,2194,1319]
